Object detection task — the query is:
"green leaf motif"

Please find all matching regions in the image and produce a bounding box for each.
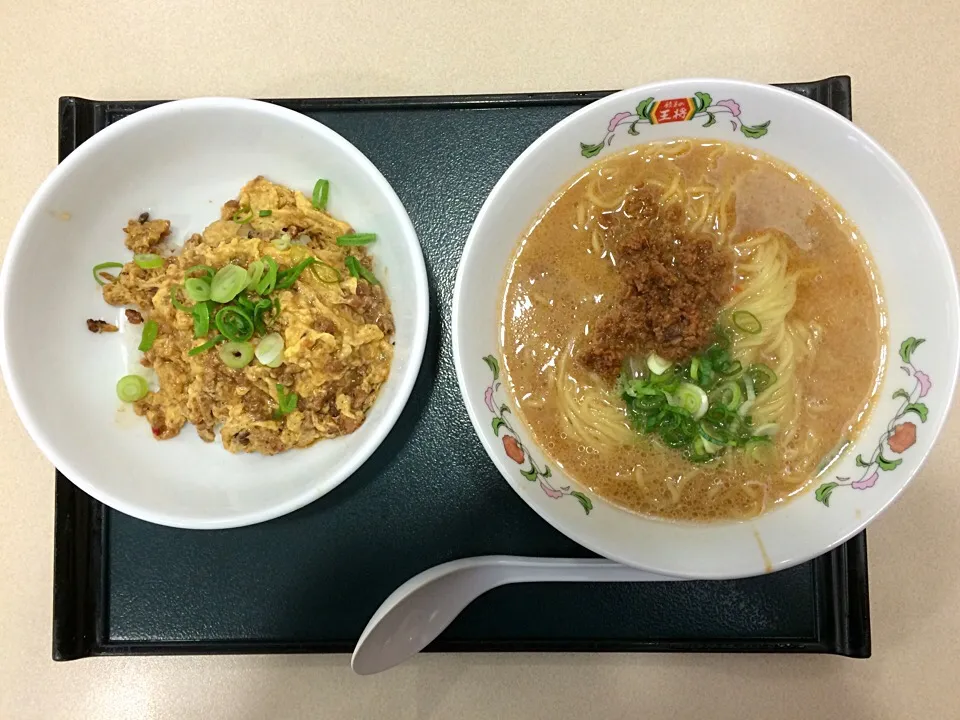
[702,112,716,128]
[491,417,506,436]
[903,402,929,423]
[855,454,871,468]
[740,121,770,139]
[877,453,903,471]
[892,389,911,401]
[815,482,839,507]
[635,97,655,119]
[580,142,605,158]
[520,466,538,482]
[499,403,510,415]
[569,491,594,515]
[483,354,499,382]
[899,337,925,364]
[627,121,641,136]
[694,91,713,113]
[542,465,552,478]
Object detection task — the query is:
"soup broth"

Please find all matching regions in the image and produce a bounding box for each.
[500,139,885,521]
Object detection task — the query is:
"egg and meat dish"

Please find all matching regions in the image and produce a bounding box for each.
[92,177,394,455]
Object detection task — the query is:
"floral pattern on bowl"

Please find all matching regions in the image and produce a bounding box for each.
[482,356,593,515]
[816,337,932,506]
[580,91,771,157]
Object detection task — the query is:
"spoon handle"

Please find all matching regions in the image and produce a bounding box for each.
[491,556,677,584]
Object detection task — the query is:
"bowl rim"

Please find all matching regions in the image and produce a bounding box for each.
[452,77,960,578]
[0,96,430,529]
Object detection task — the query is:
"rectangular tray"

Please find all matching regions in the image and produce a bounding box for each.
[53,75,870,661]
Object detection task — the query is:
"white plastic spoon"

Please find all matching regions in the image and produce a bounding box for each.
[351,555,677,675]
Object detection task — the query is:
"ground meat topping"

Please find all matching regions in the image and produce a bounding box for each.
[123,217,170,254]
[86,319,118,333]
[579,187,733,378]
[125,309,143,324]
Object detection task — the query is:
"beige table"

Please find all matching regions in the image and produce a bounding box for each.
[2,0,959,717]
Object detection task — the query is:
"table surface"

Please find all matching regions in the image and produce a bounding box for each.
[2,1,959,718]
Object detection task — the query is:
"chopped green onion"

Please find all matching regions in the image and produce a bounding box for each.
[134,253,164,270]
[215,305,254,342]
[719,360,742,377]
[273,383,299,418]
[210,264,249,303]
[255,332,285,368]
[185,264,216,281]
[311,179,329,210]
[335,233,377,246]
[256,257,278,295]
[345,255,360,279]
[258,209,272,217]
[712,380,742,410]
[309,262,341,284]
[696,354,715,389]
[344,255,380,285]
[170,284,192,312]
[647,353,672,375]
[251,297,274,335]
[245,260,265,290]
[672,383,709,420]
[357,264,379,286]
[747,363,777,394]
[232,206,254,224]
[276,257,317,290]
[732,310,762,334]
[234,293,255,313]
[698,422,729,448]
[188,333,224,356]
[746,438,777,464]
[219,341,254,369]
[701,436,722,455]
[192,301,210,338]
[690,357,700,382]
[273,233,292,251]
[184,277,211,302]
[116,374,149,403]
[138,320,159,352]
[752,423,780,437]
[92,261,124,285]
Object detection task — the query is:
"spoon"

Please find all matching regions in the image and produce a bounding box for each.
[351,555,677,674]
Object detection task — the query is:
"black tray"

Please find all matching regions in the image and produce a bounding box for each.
[53,76,870,661]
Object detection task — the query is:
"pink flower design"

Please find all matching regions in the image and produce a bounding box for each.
[607,112,632,132]
[852,471,879,490]
[484,386,495,413]
[540,479,564,499]
[715,99,741,117]
[915,370,932,398]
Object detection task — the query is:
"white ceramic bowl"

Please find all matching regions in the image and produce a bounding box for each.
[453,79,960,578]
[0,98,428,529]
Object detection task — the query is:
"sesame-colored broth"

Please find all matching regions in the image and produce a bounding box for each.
[500,140,885,521]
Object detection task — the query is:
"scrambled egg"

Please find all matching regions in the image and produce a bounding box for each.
[100,177,394,455]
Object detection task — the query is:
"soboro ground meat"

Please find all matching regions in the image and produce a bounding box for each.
[579,187,733,378]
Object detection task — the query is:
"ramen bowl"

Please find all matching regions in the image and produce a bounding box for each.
[452,79,959,578]
[0,98,429,529]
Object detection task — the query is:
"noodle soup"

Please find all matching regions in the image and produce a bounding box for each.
[500,139,885,522]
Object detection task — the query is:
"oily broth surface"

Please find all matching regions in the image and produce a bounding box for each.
[499,140,885,522]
